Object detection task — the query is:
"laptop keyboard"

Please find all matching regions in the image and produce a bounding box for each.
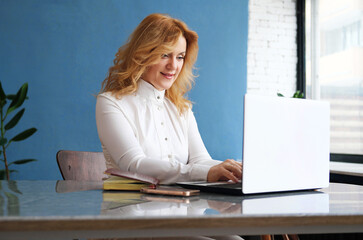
[208,183,242,189]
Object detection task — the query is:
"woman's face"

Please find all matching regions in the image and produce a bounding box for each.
[142,36,187,91]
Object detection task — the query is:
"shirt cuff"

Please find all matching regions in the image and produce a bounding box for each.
[190,164,212,181]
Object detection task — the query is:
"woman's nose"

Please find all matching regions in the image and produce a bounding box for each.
[167,58,177,70]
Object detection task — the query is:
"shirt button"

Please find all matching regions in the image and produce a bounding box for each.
[157,107,161,111]
[157,96,160,99]
[165,137,168,141]
[161,122,164,126]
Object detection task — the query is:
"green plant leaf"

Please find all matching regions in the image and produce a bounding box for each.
[6,94,16,100]
[292,91,299,98]
[9,159,37,165]
[0,99,6,108]
[277,93,284,97]
[0,82,6,106]
[4,108,25,131]
[10,128,37,142]
[0,137,7,146]
[6,83,28,115]
[6,94,28,101]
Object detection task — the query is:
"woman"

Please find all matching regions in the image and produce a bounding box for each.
[96,13,242,185]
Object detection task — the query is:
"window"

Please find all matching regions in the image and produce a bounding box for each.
[322,21,362,56]
[305,0,363,158]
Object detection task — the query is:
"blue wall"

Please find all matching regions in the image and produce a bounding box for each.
[0,0,248,180]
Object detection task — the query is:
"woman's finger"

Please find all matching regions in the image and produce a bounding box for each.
[222,161,242,179]
[225,159,242,169]
[221,167,239,183]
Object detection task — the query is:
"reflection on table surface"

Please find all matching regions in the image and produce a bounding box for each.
[0,180,362,218]
[101,188,331,217]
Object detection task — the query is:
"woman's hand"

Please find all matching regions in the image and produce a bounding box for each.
[207,159,242,182]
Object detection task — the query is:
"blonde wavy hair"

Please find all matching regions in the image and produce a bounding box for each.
[100,13,199,114]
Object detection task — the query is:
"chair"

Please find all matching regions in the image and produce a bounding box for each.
[56,150,108,181]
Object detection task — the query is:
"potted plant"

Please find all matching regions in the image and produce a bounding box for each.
[0,82,37,180]
[277,90,305,98]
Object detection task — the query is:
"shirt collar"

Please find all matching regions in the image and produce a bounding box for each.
[137,79,166,103]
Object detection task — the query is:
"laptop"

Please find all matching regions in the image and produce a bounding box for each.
[177,93,330,195]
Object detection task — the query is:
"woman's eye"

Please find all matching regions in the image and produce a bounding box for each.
[161,54,169,58]
[177,56,185,60]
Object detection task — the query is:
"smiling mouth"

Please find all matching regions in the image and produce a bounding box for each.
[161,72,175,79]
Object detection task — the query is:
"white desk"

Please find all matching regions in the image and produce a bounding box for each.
[0,181,363,240]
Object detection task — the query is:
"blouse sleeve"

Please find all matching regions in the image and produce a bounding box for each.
[96,95,219,184]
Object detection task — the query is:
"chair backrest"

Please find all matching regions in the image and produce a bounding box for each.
[56,150,108,181]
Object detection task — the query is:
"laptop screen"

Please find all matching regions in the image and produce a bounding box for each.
[242,94,330,194]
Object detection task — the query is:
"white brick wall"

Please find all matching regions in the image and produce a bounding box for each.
[247,0,298,96]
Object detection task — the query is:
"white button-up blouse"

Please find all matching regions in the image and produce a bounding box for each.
[95,80,220,184]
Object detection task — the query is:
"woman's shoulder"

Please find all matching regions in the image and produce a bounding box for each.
[97,91,136,105]
[97,91,113,99]
[97,91,145,117]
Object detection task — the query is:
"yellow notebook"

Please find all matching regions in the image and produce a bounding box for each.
[103,176,154,191]
[103,168,159,191]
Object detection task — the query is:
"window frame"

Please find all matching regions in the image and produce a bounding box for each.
[296,0,363,163]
